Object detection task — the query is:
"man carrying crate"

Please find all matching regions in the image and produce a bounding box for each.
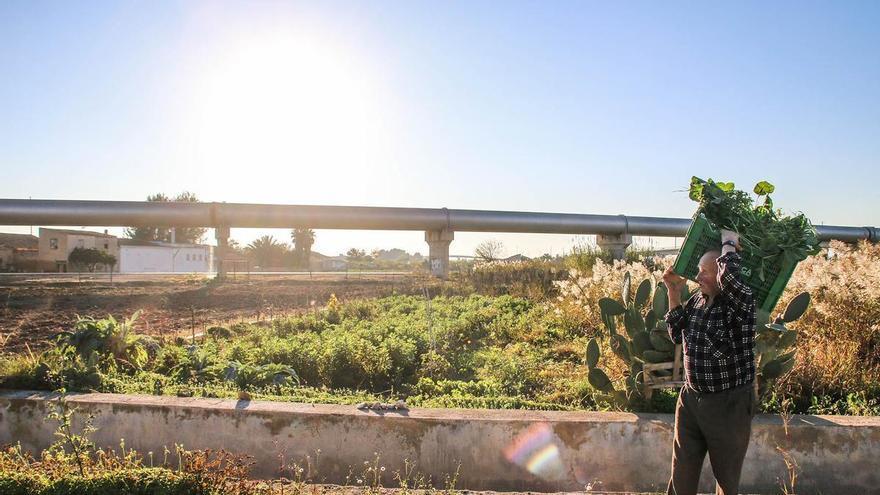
[661,229,758,495]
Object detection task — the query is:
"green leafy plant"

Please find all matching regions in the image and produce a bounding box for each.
[755,292,810,396]
[207,326,233,340]
[55,312,152,369]
[170,345,221,382]
[688,177,821,281]
[222,361,300,397]
[586,272,686,406]
[46,390,97,477]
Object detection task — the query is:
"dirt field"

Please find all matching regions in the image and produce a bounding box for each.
[0,273,452,353]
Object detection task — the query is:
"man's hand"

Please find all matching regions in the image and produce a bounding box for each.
[720,229,740,250]
[663,267,686,294]
[663,267,687,310]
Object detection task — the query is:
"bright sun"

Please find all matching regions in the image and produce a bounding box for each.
[187,31,388,190]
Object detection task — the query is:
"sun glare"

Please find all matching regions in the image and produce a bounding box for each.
[187,32,387,190]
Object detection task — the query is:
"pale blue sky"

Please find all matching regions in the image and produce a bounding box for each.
[1,1,878,257]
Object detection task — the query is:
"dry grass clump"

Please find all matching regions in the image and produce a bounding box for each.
[552,241,880,413]
[775,241,880,402]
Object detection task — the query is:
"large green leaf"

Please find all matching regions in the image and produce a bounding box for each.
[602,312,617,335]
[689,176,705,201]
[653,284,668,317]
[777,350,796,364]
[588,368,615,393]
[762,359,783,379]
[649,330,675,352]
[632,331,652,357]
[634,279,652,309]
[610,334,631,362]
[586,338,600,369]
[644,309,657,332]
[599,298,627,316]
[630,360,643,379]
[778,330,798,349]
[755,336,773,356]
[782,292,811,323]
[753,180,775,196]
[680,285,691,304]
[623,309,645,337]
[612,390,629,407]
[716,181,736,192]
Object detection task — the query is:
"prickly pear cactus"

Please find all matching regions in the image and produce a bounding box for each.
[586,272,688,406]
[755,291,809,396]
[589,270,810,404]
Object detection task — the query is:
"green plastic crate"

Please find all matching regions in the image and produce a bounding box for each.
[672,213,797,314]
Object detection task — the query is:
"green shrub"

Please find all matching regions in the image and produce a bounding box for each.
[4,261,879,416]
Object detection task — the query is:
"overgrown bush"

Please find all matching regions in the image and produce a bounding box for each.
[770,240,880,412]
[470,259,566,299]
[2,294,598,410]
[552,241,880,415]
[563,241,657,273]
[2,242,879,416]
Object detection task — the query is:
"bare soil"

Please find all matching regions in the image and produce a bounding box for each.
[0,273,453,353]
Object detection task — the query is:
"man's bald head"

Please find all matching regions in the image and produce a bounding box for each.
[699,249,721,270]
[696,249,722,298]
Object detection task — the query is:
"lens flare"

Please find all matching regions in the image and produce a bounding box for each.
[503,422,567,480]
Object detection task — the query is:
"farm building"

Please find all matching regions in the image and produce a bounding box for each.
[319,255,349,271]
[118,239,213,273]
[0,233,39,271]
[38,228,119,272]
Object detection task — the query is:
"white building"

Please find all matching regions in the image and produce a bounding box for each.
[118,239,213,273]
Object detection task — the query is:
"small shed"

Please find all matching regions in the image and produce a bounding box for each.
[119,240,213,273]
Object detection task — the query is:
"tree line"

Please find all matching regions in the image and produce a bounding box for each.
[119,192,444,271]
[123,192,318,270]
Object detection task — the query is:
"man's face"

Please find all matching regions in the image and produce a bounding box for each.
[696,253,720,298]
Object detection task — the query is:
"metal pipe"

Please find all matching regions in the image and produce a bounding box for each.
[0,198,875,243]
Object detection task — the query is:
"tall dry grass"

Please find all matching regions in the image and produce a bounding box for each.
[774,240,880,405]
[552,241,880,412]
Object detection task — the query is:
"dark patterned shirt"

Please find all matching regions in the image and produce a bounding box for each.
[665,251,756,393]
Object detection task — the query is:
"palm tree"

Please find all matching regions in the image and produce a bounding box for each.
[246,235,286,270]
[290,228,316,269]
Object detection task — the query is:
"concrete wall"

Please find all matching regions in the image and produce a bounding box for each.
[1,391,878,494]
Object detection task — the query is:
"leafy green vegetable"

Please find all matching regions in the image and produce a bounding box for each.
[688,177,821,279]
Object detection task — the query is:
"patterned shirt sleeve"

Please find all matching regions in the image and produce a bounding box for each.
[716,251,755,324]
[665,293,694,344]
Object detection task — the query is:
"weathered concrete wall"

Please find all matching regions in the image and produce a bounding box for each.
[1,391,878,493]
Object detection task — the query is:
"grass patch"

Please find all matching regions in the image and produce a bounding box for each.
[3,240,880,416]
